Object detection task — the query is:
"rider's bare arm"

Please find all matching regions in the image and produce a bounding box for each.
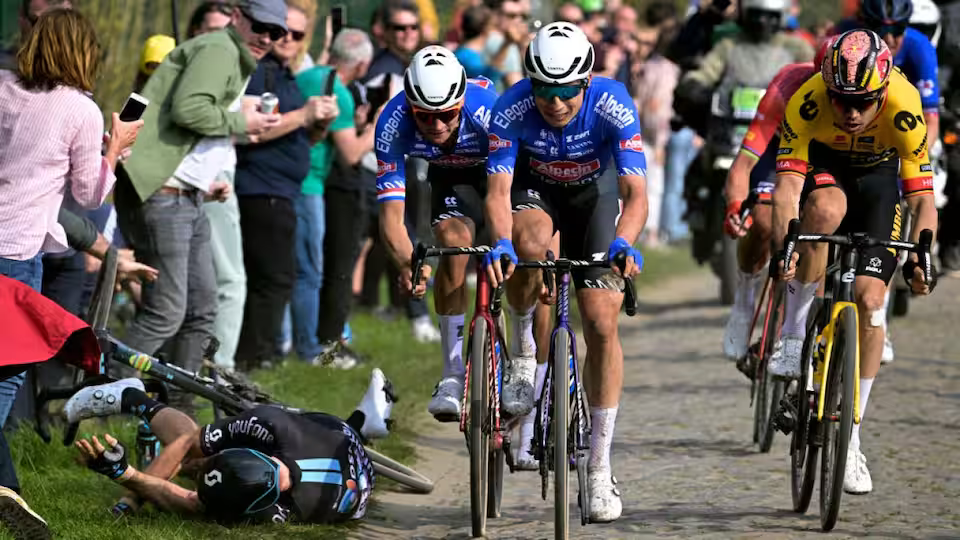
[724,150,757,204]
[924,112,939,150]
[379,199,414,271]
[615,173,648,245]
[771,172,803,251]
[116,467,203,515]
[485,171,514,242]
[905,193,938,248]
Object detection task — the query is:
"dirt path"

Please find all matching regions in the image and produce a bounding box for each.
[355,270,960,539]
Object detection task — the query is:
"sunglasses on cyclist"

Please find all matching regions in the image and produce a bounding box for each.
[532,81,587,101]
[242,10,287,41]
[873,23,907,37]
[827,89,883,111]
[413,106,462,125]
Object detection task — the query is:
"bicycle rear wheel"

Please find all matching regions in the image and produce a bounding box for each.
[756,282,785,453]
[366,448,435,494]
[552,331,571,540]
[820,306,857,531]
[487,323,507,519]
[791,301,823,513]
[469,318,491,538]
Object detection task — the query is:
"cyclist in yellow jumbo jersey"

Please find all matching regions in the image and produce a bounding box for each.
[769,29,937,495]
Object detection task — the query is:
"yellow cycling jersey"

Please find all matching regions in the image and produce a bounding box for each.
[775,69,934,197]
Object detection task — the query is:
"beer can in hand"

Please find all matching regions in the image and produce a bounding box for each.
[260,92,279,114]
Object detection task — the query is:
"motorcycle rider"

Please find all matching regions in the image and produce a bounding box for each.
[672,0,813,302]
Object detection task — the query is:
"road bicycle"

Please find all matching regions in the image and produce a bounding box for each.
[515,252,637,539]
[774,219,933,531]
[730,191,786,453]
[31,248,434,495]
[412,243,522,538]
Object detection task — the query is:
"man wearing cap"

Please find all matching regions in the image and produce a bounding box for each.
[113,0,287,414]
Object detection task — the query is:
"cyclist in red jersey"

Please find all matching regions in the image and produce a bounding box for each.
[721,38,834,361]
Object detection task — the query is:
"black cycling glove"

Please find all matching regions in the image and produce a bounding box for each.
[88,439,130,480]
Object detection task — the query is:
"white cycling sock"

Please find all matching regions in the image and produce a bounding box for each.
[734,269,766,314]
[508,304,536,359]
[781,280,819,337]
[517,364,546,460]
[589,406,618,472]
[439,314,465,378]
[851,377,874,452]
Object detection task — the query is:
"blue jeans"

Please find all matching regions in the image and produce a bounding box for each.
[0,255,43,428]
[291,193,325,359]
[663,127,699,241]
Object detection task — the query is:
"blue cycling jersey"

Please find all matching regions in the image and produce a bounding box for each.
[486,77,647,186]
[833,22,940,112]
[374,77,497,204]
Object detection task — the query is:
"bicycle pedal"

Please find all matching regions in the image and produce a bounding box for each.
[382,378,399,404]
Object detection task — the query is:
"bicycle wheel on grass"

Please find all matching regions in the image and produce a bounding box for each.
[469,318,491,538]
[819,306,857,531]
[791,302,823,513]
[366,447,434,494]
[552,330,571,540]
[756,282,786,453]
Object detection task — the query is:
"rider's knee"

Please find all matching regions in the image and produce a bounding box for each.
[804,188,846,229]
[855,282,886,320]
[750,206,774,242]
[582,308,619,342]
[434,218,473,248]
[513,220,553,258]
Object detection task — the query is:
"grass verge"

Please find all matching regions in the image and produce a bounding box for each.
[3,245,698,539]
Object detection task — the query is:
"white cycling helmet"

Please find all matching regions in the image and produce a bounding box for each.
[911,0,942,47]
[404,45,467,111]
[740,0,788,12]
[524,22,594,85]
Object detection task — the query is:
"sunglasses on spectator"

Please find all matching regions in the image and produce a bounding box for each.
[412,106,462,124]
[872,23,907,37]
[390,23,420,32]
[242,9,287,41]
[532,81,587,101]
[827,89,883,111]
[284,30,306,41]
[503,12,529,21]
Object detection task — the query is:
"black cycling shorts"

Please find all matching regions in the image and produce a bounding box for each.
[800,143,903,285]
[428,164,486,229]
[510,167,624,291]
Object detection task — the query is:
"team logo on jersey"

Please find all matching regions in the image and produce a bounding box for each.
[530,158,601,182]
[618,134,644,152]
[432,155,484,167]
[376,160,397,178]
[468,77,492,89]
[489,134,512,151]
[917,79,935,98]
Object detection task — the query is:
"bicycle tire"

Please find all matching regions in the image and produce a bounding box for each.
[487,447,504,518]
[366,447,435,494]
[757,283,785,453]
[469,318,490,538]
[535,362,552,501]
[553,331,571,540]
[820,306,857,531]
[791,302,822,513]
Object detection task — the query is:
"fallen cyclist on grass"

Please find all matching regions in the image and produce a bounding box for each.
[64,369,395,525]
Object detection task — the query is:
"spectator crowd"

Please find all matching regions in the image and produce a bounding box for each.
[0,0,847,534]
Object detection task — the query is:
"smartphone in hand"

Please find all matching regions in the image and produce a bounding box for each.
[331,5,346,39]
[119,92,149,122]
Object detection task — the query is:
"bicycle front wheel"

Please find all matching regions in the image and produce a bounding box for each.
[757,281,786,453]
[469,318,491,538]
[552,330,571,540]
[820,305,857,531]
[366,447,434,494]
[791,299,823,513]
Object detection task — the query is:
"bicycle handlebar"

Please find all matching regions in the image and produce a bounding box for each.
[737,190,759,228]
[781,218,935,286]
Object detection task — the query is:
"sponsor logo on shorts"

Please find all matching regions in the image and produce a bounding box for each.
[865,256,883,274]
[488,134,512,152]
[618,134,644,152]
[814,173,834,186]
[530,158,601,182]
[376,160,396,178]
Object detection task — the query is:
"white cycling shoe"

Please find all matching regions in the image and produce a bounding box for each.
[511,420,539,471]
[843,447,873,494]
[357,368,395,440]
[63,378,144,424]
[412,316,442,343]
[502,355,536,417]
[587,470,622,522]
[427,376,463,423]
[722,307,753,360]
[881,334,895,364]
[768,336,804,379]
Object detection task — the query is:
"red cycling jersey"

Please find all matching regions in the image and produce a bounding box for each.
[740,63,817,159]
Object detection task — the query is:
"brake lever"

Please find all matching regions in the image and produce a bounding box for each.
[779,218,801,279]
[918,228,934,287]
[543,250,556,299]
[613,252,638,316]
[411,243,428,292]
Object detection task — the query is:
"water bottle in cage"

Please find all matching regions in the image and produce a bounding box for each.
[136,421,159,470]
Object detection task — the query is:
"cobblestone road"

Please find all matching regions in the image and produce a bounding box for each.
[357,270,959,539]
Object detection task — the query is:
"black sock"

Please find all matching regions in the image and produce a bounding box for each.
[346,410,366,435]
[120,388,167,421]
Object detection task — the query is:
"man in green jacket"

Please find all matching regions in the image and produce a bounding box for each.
[114,0,286,414]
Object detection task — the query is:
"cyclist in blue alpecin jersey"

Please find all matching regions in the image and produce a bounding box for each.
[375,45,498,423]
[483,22,648,523]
